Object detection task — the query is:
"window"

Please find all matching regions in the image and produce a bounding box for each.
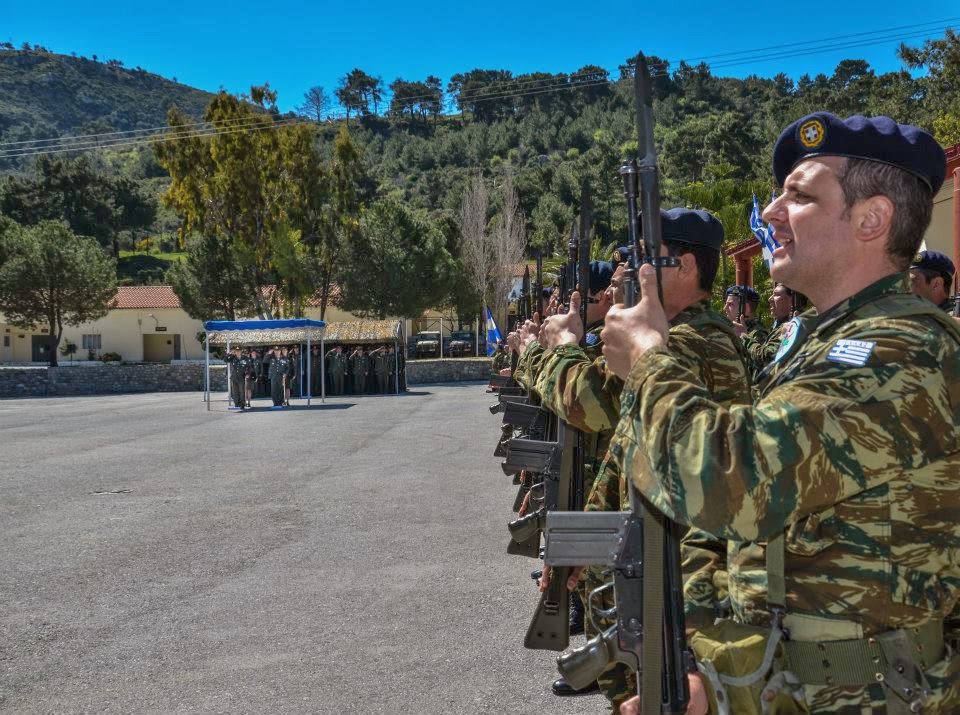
[82,334,102,350]
[2,336,8,347]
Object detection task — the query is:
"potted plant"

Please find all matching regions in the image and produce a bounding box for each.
[60,340,77,362]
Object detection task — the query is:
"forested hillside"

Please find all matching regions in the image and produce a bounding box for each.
[0,44,212,146]
[0,34,957,318]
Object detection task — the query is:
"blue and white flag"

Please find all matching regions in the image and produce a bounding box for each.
[750,194,781,270]
[826,339,876,367]
[485,307,503,356]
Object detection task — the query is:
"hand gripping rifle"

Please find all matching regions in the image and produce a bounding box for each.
[542,54,694,714]
[510,187,593,649]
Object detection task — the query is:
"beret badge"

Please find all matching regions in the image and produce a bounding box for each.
[798,119,826,149]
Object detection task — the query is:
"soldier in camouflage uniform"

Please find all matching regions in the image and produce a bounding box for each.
[534,211,752,712]
[372,345,390,393]
[609,112,959,715]
[328,346,346,396]
[909,250,956,314]
[224,346,247,410]
[268,346,287,407]
[743,282,808,378]
[725,284,767,344]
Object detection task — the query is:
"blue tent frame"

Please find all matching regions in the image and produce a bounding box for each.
[202,318,327,411]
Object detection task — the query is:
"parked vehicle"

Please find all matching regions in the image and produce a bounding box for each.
[413,331,441,358]
[446,331,475,357]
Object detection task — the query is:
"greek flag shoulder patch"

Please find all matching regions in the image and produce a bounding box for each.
[585,332,599,347]
[826,339,876,367]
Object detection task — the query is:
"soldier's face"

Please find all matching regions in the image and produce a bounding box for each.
[770,285,792,319]
[763,157,850,297]
[723,295,738,321]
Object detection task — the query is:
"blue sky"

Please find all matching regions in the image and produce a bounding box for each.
[5,1,958,112]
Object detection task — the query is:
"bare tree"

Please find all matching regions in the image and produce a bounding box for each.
[491,171,527,324]
[298,86,331,122]
[459,173,492,311]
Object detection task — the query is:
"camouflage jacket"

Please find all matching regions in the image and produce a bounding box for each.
[744,318,786,378]
[613,273,960,706]
[532,323,613,497]
[513,341,546,396]
[592,300,753,628]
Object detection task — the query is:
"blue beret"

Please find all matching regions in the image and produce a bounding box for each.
[587,260,615,293]
[773,112,946,193]
[725,285,760,303]
[911,250,955,277]
[614,209,724,260]
[612,246,635,267]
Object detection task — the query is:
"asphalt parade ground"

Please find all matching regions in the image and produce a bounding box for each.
[0,384,603,714]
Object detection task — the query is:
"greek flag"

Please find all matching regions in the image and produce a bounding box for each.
[750,194,781,270]
[485,307,503,356]
[826,339,875,367]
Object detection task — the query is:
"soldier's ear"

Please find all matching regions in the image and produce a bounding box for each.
[851,195,893,245]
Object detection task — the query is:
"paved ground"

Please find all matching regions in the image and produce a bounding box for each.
[0,385,605,714]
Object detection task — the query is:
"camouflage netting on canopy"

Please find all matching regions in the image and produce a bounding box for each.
[322,320,403,344]
[204,319,326,346]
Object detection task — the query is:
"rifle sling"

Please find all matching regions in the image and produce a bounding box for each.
[766,533,786,612]
[640,496,665,714]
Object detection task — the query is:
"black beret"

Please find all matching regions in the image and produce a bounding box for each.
[911,250,955,277]
[661,208,724,251]
[588,260,615,293]
[773,112,946,193]
[725,285,760,303]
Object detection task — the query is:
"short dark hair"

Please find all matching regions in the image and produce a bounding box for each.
[915,268,952,294]
[775,282,810,311]
[837,158,933,269]
[665,239,720,293]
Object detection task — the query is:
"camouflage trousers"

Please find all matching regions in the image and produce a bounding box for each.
[579,566,636,713]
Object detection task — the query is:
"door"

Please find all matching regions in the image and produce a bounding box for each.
[31,335,52,362]
[143,334,175,362]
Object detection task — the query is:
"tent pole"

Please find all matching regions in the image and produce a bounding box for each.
[439,315,444,358]
[205,331,210,411]
[321,338,326,404]
[226,338,231,407]
[307,336,312,406]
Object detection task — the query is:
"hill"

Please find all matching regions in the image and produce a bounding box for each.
[0,47,214,146]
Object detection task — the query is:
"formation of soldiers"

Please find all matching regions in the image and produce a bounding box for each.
[485,109,960,715]
[222,342,406,410]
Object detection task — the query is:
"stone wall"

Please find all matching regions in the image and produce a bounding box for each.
[406,357,492,385]
[0,364,227,399]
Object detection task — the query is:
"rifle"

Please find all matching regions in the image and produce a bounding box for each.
[543,54,694,714]
[516,187,592,650]
[737,287,746,323]
[535,251,544,317]
[523,265,532,323]
[954,273,960,318]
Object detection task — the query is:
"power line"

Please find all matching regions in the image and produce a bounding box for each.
[0,112,277,149]
[679,17,959,63]
[0,117,304,160]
